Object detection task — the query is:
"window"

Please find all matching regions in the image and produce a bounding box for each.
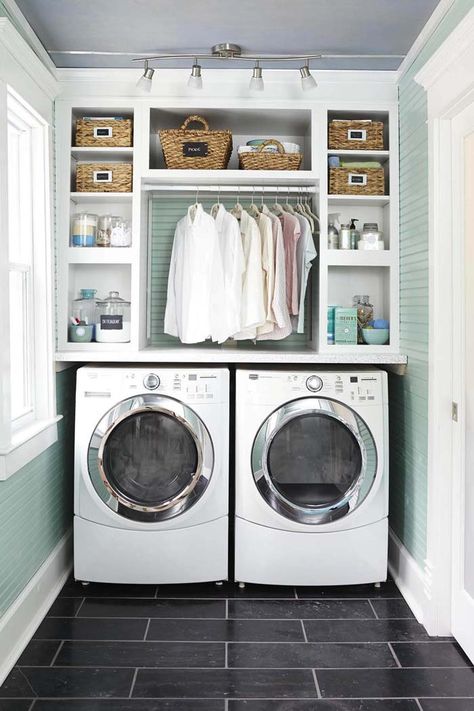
[0,86,58,479]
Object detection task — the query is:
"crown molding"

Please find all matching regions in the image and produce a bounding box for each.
[0,18,58,99]
[397,0,455,80]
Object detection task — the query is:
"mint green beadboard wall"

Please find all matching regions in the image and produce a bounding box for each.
[0,368,76,617]
[390,0,473,566]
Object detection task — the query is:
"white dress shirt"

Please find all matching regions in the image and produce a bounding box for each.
[233,209,265,340]
[256,211,276,337]
[164,204,227,344]
[213,204,245,338]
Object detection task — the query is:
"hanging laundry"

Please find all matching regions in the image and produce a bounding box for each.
[212,203,245,338]
[164,204,227,344]
[255,211,276,337]
[293,213,317,333]
[257,206,293,341]
[279,211,301,315]
[233,208,266,341]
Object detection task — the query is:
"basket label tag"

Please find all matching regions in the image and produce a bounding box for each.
[100,315,123,330]
[94,170,113,183]
[94,126,113,138]
[183,142,208,157]
[348,129,367,141]
[348,173,368,186]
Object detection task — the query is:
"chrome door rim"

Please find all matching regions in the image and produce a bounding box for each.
[252,397,377,524]
[88,393,213,518]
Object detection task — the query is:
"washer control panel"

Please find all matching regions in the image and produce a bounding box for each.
[143,373,160,390]
[306,375,323,392]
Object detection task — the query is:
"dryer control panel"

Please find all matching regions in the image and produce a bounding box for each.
[240,370,386,406]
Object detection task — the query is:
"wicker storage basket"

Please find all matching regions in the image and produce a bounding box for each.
[239,140,302,171]
[159,115,232,169]
[75,118,133,147]
[329,166,385,196]
[328,120,384,151]
[76,163,132,192]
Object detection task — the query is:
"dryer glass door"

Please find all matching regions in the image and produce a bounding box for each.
[252,398,377,524]
[88,394,213,522]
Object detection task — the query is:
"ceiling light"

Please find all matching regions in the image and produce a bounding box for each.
[136,60,154,92]
[249,61,264,92]
[188,60,203,89]
[300,61,317,91]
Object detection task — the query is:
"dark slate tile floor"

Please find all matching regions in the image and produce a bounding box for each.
[1,576,473,709]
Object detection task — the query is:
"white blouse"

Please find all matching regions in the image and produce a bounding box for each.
[164,204,227,344]
[213,204,245,339]
[233,209,266,340]
[293,213,317,333]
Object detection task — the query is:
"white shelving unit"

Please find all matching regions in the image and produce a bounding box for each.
[54,96,403,364]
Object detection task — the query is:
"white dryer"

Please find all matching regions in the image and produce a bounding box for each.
[235,368,389,586]
[74,366,229,584]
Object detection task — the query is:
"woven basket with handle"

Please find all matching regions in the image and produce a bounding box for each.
[159,115,232,170]
[239,139,302,171]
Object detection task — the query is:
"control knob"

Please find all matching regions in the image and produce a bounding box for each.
[306,375,323,392]
[143,373,160,390]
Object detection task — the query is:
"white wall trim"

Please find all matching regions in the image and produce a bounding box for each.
[0,0,57,74]
[388,529,431,626]
[397,0,455,80]
[412,8,474,637]
[0,530,72,686]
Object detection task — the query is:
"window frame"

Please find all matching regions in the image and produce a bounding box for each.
[0,84,59,480]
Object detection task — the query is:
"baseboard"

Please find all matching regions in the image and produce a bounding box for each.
[0,529,72,686]
[388,528,430,626]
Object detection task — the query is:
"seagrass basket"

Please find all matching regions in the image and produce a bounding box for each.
[75,118,133,147]
[239,140,302,171]
[76,163,132,192]
[329,166,385,195]
[328,120,384,150]
[159,115,232,169]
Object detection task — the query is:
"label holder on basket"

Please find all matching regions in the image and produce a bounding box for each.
[94,126,113,139]
[348,173,368,186]
[93,170,113,183]
[347,128,367,142]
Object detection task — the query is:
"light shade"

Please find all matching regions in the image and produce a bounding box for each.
[300,63,317,91]
[188,63,203,89]
[136,61,154,92]
[249,63,264,92]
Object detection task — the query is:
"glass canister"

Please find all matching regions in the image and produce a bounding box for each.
[71,213,97,247]
[72,288,97,325]
[361,222,384,250]
[95,291,131,343]
[110,217,132,247]
[96,214,113,247]
[352,295,374,344]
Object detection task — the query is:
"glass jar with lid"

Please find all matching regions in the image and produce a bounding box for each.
[72,288,97,325]
[110,217,132,247]
[352,295,373,344]
[96,214,113,247]
[71,213,97,247]
[95,291,131,343]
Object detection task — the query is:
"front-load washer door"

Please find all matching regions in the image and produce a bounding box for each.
[88,394,213,522]
[252,397,377,525]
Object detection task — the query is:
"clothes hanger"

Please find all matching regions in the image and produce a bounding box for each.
[270,186,284,216]
[302,190,320,228]
[210,185,221,218]
[248,186,260,219]
[231,185,243,220]
[295,188,314,231]
[189,185,200,220]
[283,186,296,214]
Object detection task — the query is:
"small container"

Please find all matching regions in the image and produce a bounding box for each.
[353,295,374,344]
[72,288,97,326]
[339,224,351,250]
[362,328,389,345]
[71,213,97,247]
[328,220,339,249]
[110,217,132,247]
[327,305,336,345]
[328,155,340,167]
[68,324,94,343]
[360,222,384,250]
[334,307,358,345]
[350,218,360,249]
[95,291,131,343]
[96,214,113,247]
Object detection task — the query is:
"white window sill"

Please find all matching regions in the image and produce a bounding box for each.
[0,415,63,481]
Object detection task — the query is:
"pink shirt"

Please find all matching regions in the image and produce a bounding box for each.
[279,212,301,315]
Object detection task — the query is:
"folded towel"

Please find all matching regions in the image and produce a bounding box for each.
[340,161,382,169]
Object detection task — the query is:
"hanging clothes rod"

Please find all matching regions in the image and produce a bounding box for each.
[143,184,318,194]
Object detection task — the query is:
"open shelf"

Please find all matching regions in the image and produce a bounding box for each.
[70,192,133,204]
[326,251,391,267]
[71,146,133,161]
[328,195,390,207]
[66,247,134,264]
[328,150,390,160]
[142,169,319,187]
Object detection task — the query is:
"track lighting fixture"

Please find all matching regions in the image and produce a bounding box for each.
[136,60,154,92]
[187,59,203,89]
[300,61,317,91]
[249,61,264,92]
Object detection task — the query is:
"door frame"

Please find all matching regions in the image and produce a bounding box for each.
[415,7,474,636]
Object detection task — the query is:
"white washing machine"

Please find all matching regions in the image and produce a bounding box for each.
[74,365,229,584]
[235,368,389,586]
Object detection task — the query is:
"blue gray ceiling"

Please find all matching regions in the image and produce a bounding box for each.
[13,0,441,70]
